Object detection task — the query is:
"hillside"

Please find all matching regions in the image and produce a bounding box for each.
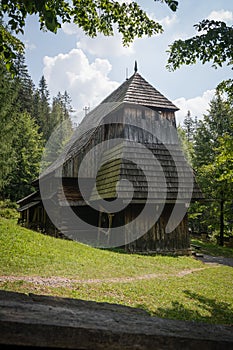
[0,216,233,325]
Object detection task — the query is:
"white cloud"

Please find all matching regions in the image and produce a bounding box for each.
[159,14,178,27]
[76,32,135,57]
[62,22,79,35]
[149,13,178,28]
[207,9,233,23]
[43,48,119,118]
[173,89,215,125]
[61,12,177,58]
[24,40,36,50]
[62,23,135,57]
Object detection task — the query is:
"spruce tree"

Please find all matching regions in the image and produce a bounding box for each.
[183,110,195,142]
[38,75,51,141]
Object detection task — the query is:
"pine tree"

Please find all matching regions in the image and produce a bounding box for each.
[0,59,44,200]
[37,75,51,141]
[0,51,75,201]
[177,125,193,165]
[0,61,18,197]
[4,112,43,200]
[14,54,35,114]
[44,91,74,165]
[183,110,195,142]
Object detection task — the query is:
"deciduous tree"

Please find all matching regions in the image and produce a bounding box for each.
[1,0,178,72]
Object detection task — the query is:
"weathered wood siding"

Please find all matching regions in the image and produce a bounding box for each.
[61,104,178,179]
[124,204,190,254]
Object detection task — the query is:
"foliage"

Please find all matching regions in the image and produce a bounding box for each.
[0,200,18,219]
[167,17,233,98]
[4,112,44,200]
[183,91,233,241]
[167,20,233,71]
[156,1,178,12]
[191,239,233,259]
[0,22,24,74]
[0,0,179,72]
[177,125,193,165]
[182,110,197,142]
[0,61,18,192]
[217,79,233,103]
[0,52,74,201]
[0,217,233,325]
[0,58,43,201]
[215,134,233,184]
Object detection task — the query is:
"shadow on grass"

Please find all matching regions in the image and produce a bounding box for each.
[153,290,233,325]
[103,247,183,258]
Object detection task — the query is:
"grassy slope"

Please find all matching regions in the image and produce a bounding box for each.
[0,217,233,325]
[191,238,233,258]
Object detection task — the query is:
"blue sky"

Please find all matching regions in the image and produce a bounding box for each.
[19,0,233,124]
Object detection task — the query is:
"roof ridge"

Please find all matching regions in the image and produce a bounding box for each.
[101,72,178,111]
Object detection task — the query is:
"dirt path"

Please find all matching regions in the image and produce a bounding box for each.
[0,266,219,287]
[195,254,233,267]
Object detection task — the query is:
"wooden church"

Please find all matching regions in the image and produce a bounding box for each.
[18,64,202,255]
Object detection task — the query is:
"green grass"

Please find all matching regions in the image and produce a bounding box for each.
[0,218,203,278]
[0,217,233,325]
[191,239,233,258]
[0,200,19,220]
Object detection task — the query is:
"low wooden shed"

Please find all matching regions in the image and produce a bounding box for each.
[18,66,202,254]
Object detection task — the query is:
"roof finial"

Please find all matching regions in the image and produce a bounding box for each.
[134,60,138,73]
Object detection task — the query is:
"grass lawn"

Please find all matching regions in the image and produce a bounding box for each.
[0,216,233,325]
[191,238,233,258]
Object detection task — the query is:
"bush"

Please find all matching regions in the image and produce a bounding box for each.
[0,200,19,219]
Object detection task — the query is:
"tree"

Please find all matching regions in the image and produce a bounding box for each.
[43,91,74,166]
[191,91,233,244]
[214,134,233,245]
[0,49,77,200]
[193,134,233,246]
[177,125,193,166]
[14,53,35,114]
[0,58,44,200]
[167,19,233,95]
[4,112,44,200]
[0,21,24,74]
[167,20,233,70]
[1,0,179,73]
[0,61,18,195]
[193,92,232,168]
[37,75,51,141]
[183,110,196,142]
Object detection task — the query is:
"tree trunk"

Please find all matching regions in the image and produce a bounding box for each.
[219,199,224,246]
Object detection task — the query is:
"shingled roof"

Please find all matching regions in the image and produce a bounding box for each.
[101,72,179,111]
[91,142,202,202]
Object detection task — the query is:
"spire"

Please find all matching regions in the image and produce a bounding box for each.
[134,60,138,73]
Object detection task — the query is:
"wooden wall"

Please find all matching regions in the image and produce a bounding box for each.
[124,203,190,255]
[60,104,177,179]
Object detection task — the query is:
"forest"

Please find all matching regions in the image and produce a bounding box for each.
[178,92,233,245]
[0,54,74,201]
